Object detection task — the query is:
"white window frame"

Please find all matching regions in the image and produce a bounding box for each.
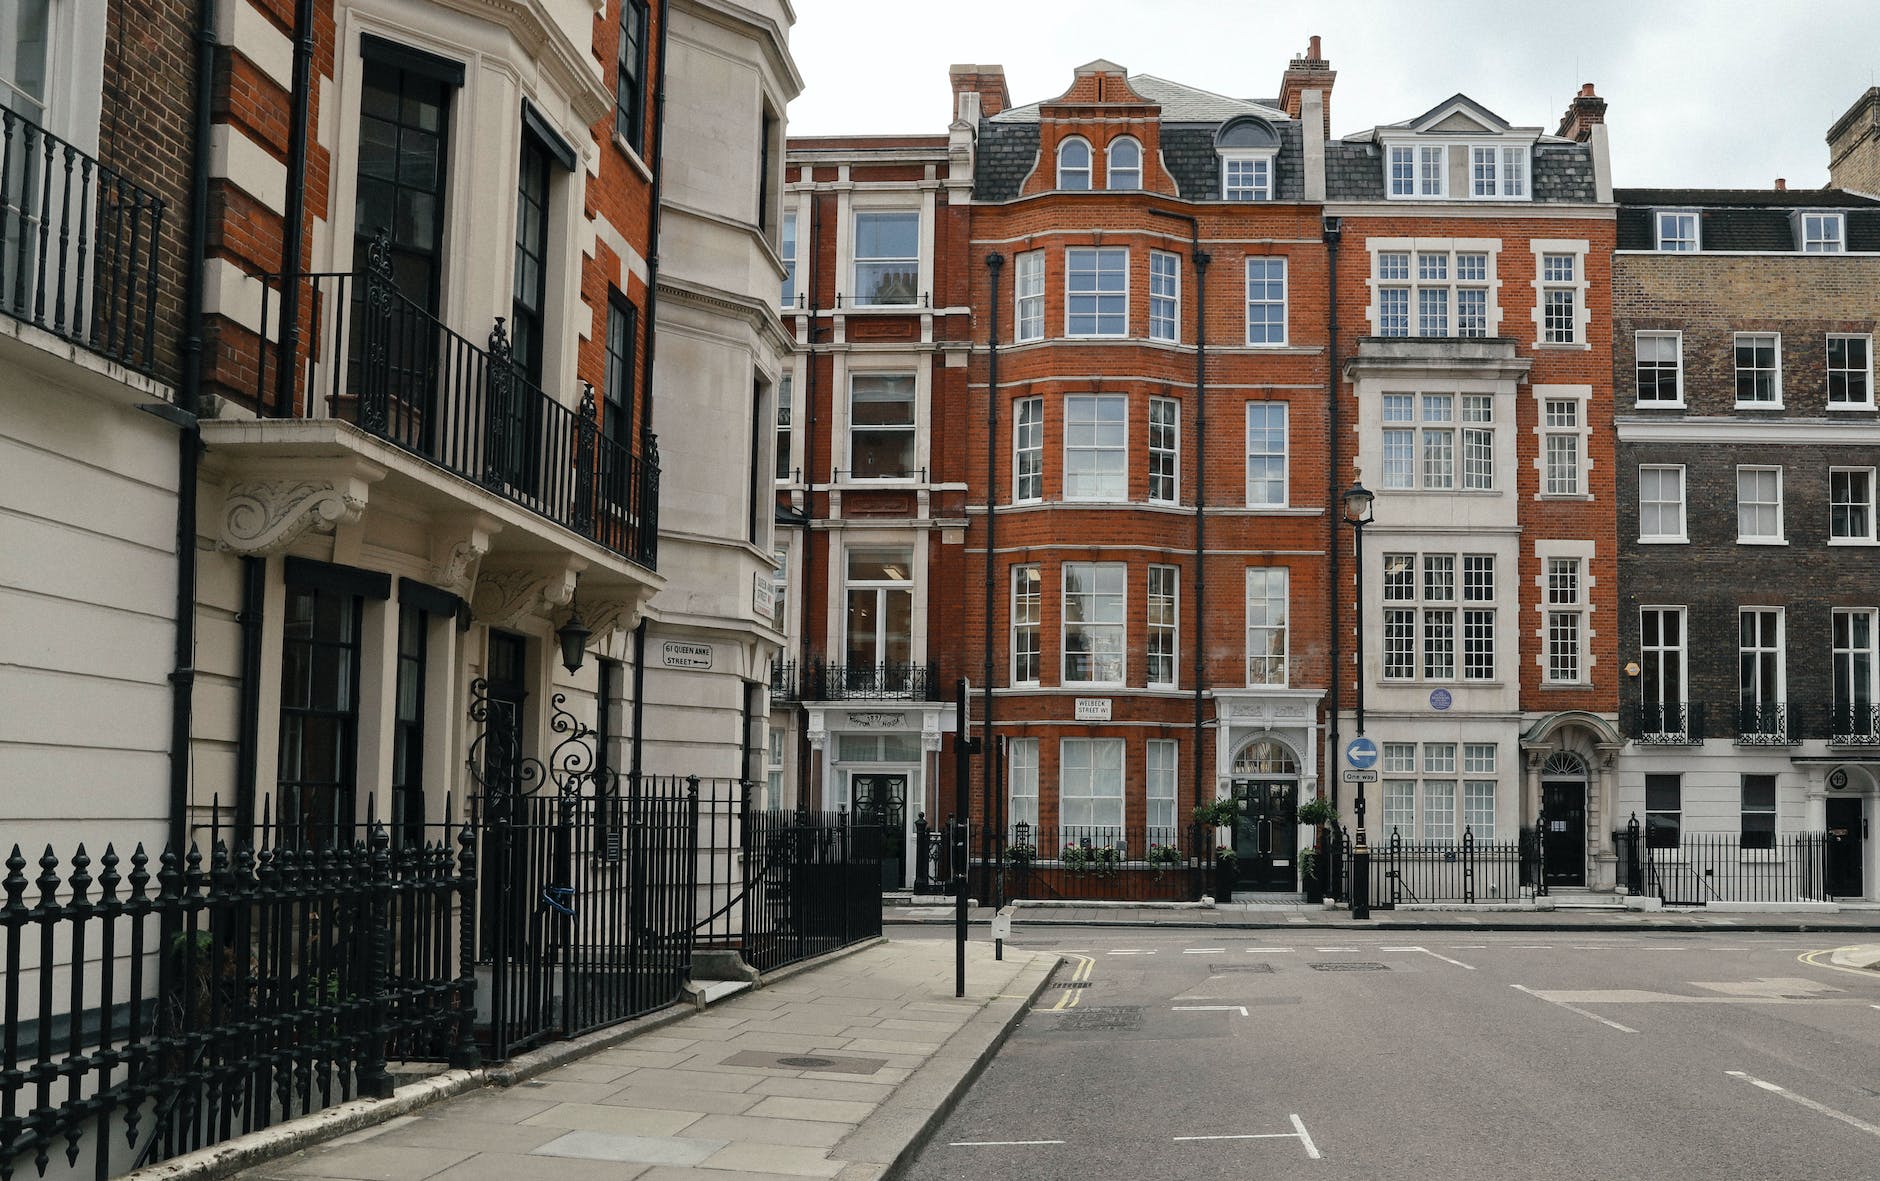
[1056,135,1092,190]
[1011,565,1042,686]
[1635,331,1684,406]
[1544,556,1586,685]
[1385,142,1447,198]
[1245,256,1288,346]
[850,209,921,308]
[1735,465,1785,544]
[1106,136,1142,191]
[1538,251,1580,345]
[1008,738,1039,837]
[1014,249,1044,343]
[1468,144,1528,199]
[842,545,915,675]
[1064,246,1129,338]
[1058,738,1124,833]
[1463,779,1497,841]
[1734,332,1782,408]
[774,372,794,483]
[1147,564,1179,690]
[1222,151,1274,201]
[1245,566,1289,687]
[1655,210,1699,251]
[1382,552,1495,683]
[1638,465,1687,544]
[1061,562,1126,687]
[1146,740,1178,844]
[1013,396,1043,503]
[1372,245,1494,339]
[1380,392,1494,492]
[1537,391,1588,498]
[1148,396,1179,505]
[847,371,918,482]
[1829,467,1877,545]
[1063,394,1127,502]
[1149,250,1180,343]
[1639,606,1688,727]
[1801,211,1845,253]
[1827,333,1873,408]
[1738,607,1786,719]
[779,208,798,307]
[1245,401,1288,507]
[1832,609,1879,727]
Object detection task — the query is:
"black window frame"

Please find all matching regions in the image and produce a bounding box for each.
[1645,773,1681,849]
[391,601,429,848]
[278,583,365,847]
[615,0,649,153]
[1740,773,1777,850]
[603,288,638,509]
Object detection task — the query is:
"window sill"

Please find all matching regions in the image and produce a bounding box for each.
[1735,538,1789,546]
[1533,342,1590,351]
[1062,333,1132,341]
[1826,403,1877,412]
[843,303,926,315]
[1538,493,1594,502]
[1633,401,1686,411]
[1828,538,1880,547]
[1636,536,1689,545]
[1539,681,1590,690]
[612,133,654,182]
[1733,402,1786,412]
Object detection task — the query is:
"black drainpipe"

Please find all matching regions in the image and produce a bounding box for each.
[233,556,264,834]
[1149,209,1208,814]
[795,190,821,811]
[270,0,315,417]
[1322,216,1342,811]
[981,252,1003,893]
[630,620,648,784]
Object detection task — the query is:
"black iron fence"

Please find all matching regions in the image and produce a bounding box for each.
[254,236,659,569]
[0,811,472,1180]
[1332,826,1540,909]
[1,104,164,375]
[768,660,942,702]
[1632,700,1705,745]
[1735,701,1794,746]
[997,822,1207,903]
[1829,703,1880,746]
[1615,818,1833,905]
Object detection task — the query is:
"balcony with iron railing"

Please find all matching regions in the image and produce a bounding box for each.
[1631,701,1705,746]
[1736,701,1796,747]
[1829,703,1880,747]
[0,104,165,377]
[250,233,659,569]
[770,658,942,702]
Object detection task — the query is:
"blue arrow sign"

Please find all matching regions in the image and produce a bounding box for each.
[1345,736,1379,769]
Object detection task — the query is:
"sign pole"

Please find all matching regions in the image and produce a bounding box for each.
[953,677,979,997]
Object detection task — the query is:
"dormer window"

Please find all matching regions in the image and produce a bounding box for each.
[1655,211,1699,251]
[1469,146,1527,199]
[1216,117,1279,202]
[1802,212,1845,253]
[1387,144,1446,198]
[1107,137,1142,190]
[1057,137,1092,190]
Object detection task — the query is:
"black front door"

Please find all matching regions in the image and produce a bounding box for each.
[1826,797,1865,898]
[1541,781,1587,887]
[851,774,907,889]
[1232,779,1299,891]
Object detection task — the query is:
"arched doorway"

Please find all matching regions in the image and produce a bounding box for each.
[1541,751,1589,887]
[1230,738,1300,891]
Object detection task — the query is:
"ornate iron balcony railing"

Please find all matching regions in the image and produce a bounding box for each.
[769,658,941,702]
[254,234,658,569]
[1633,701,1705,746]
[1829,703,1880,746]
[1735,701,1795,747]
[1,104,164,375]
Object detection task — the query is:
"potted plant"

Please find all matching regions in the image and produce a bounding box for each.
[1296,796,1338,902]
[1298,848,1322,902]
[1213,846,1239,900]
[1061,845,1091,874]
[1192,797,1237,830]
[1146,842,1182,870]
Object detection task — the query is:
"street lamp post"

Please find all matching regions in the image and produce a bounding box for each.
[1341,482,1375,921]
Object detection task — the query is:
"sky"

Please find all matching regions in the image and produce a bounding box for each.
[786,0,1880,190]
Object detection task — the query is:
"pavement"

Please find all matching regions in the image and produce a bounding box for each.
[201,938,1057,1181]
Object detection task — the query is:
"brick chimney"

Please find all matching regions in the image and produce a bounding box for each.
[1277,36,1334,139]
[949,64,1010,122]
[1775,178,1787,191]
[1828,87,1880,195]
[1556,82,1606,143]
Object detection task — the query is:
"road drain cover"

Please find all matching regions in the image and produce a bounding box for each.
[776,1056,836,1068]
[722,1050,889,1074]
[1056,1006,1144,1031]
[1210,963,1274,974]
[1048,980,1092,988]
[1310,962,1390,972]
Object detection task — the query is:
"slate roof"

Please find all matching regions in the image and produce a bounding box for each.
[1324,141,1384,201]
[1161,122,1305,201]
[975,120,1039,201]
[1615,196,1880,252]
[1321,141,1595,203]
[991,74,1288,125]
[1615,187,1880,208]
[1532,144,1597,202]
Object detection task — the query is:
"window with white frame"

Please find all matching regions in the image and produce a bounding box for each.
[1063,394,1127,500]
[1734,333,1781,405]
[1646,774,1681,848]
[1011,566,1041,685]
[1830,468,1876,543]
[1150,251,1180,342]
[1740,774,1777,850]
[1013,396,1043,502]
[1222,154,1272,201]
[1739,608,1785,726]
[1062,562,1125,685]
[1540,253,1578,344]
[1014,250,1044,343]
[1107,136,1142,190]
[1149,397,1179,504]
[1827,334,1872,406]
[1381,749,1417,834]
[1463,745,1497,840]
[1147,564,1178,689]
[1146,740,1178,843]
[1057,136,1092,190]
[1065,247,1128,336]
[1638,465,1687,542]
[1636,331,1683,404]
[1245,256,1287,345]
[1833,609,1878,731]
[774,373,793,481]
[1801,212,1844,253]
[1246,566,1288,686]
[1542,399,1583,496]
[770,549,789,632]
[780,210,797,307]
[1383,553,1494,682]
[1380,393,1494,491]
[1470,145,1528,199]
[849,373,916,479]
[1655,211,1698,251]
[1545,557,1585,684]
[1639,607,1687,728]
[851,211,920,306]
[766,727,784,809]
[1059,738,1124,831]
[1380,742,1470,840]
[1736,466,1784,543]
[1008,738,1038,837]
[844,547,913,678]
[1375,249,1491,338]
[1246,402,1287,506]
[1386,143,1446,197]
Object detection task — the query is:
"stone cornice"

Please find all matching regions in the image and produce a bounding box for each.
[429,0,612,125]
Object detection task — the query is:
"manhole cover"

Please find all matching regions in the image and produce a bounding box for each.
[776,1056,836,1069]
[721,1050,888,1074]
[1056,1006,1144,1032]
[1210,963,1274,974]
[1310,962,1390,972]
[1048,980,1092,988]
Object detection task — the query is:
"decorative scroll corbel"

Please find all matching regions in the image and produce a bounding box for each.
[219,479,369,555]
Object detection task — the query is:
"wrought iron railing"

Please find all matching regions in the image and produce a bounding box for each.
[1333,826,1537,909]
[996,821,1207,904]
[1633,700,1704,745]
[1,104,164,375]
[255,235,659,569]
[1829,703,1880,746]
[1735,701,1794,746]
[770,659,942,702]
[1615,814,1832,905]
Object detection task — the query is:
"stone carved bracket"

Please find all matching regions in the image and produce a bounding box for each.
[429,517,501,600]
[220,478,370,555]
[582,596,640,640]
[472,563,581,630]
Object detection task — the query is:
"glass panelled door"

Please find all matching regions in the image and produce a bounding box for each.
[1640,607,1685,735]
[1231,779,1298,891]
[851,774,908,889]
[844,547,913,694]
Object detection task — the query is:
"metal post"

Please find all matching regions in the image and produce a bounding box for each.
[913,813,930,894]
[952,677,979,998]
[1350,508,1371,921]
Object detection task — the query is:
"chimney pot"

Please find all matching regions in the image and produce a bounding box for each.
[1775,177,1787,190]
[1579,82,1596,98]
[1308,35,1321,61]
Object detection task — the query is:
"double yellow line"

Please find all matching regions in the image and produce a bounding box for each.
[1797,946,1880,980]
[1049,954,1096,1010]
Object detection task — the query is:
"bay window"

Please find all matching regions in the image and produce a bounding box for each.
[1062,562,1125,685]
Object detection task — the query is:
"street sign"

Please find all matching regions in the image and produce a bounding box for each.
[1343,769,1379,783]
[1345,736,1379,769]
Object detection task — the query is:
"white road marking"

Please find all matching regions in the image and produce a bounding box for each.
[1511,984,1639,1034]
[1248,947,1296,952]
[1507,945,1553,950]
[1183,948,1227,954]
[1173,1005,1249,1016]
[1449,944,1488,949]
[1413,946,1477,971]
[1173,1115,1321,1160]
[950,1140,1066,1146]
[1726,1071,1880,1140]
[1108,949,1155,955]
[1316,947,1359,952]
[1291,1114,1323,1160]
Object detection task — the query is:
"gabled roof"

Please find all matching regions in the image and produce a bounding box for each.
[991,73,1289,125]
[1348,93,1546,141]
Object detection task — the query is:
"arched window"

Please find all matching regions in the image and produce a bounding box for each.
[1216,117,1280,201]
[1106,136,1142,190]
[1542,751,1588,778]
[1056,136,1092,190]
[1232,738,1299,776]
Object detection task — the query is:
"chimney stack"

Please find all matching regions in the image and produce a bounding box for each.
[1556,82,1607,143]
[1827,87,1880,193]
[1774,177,1787,191]
[1277,36,1335,140]
[949,64,1010,122]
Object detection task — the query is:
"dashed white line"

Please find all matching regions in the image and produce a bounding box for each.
[1315,947,1359,952]
[1726,1071,1880,1140]
[1511,984,1639,1034]
[1107,949,1156,955]
[1248,947,1296,953]
[1174,1133,1298,1142]
[1173,1005,1249,1016]
[949,1140,1066,1147]
[1182,948,1227,954]
[1412,946,1477,971]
